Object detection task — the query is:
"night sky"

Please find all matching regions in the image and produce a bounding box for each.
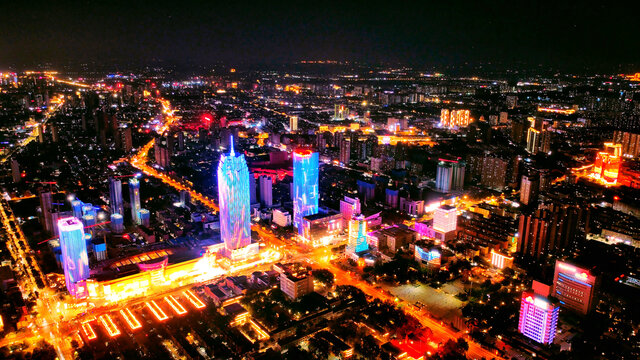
[1,1,638,70]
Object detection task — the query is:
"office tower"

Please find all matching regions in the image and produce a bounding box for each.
[71,200,84,219]
[259,175,273,207]
[520,174,540,205]
[110,213,124,233]
[436,161,453,192]
[293,150,319,234]
[138,209,150,227]
[58,217,89,298]
[347,214,368,253]
[340,196,361,222]
[552,260,599,315]
[109,177,124,215]
[218,136,252,252]
[433,205,457,233]
[339,139,351,164]
[129,178,141,224]
[39,191,53,232]
[10,158,20,183]
[289,116,298,132]
[518,291,559,344]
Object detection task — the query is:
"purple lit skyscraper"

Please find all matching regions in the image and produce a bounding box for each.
[293,149,319,235]
[218,136,251,252]
[58,217,89,298]
[518,291,559,344]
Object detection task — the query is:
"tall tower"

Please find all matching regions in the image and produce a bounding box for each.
[39,191,53,232]
[218,136,251,252]
[259,175,273,207]
[347,214,368,253]
[518,291,559,344]
[293,150,319,234]
[435,161,453,192]
[58,217,89,298]
[129,178,141,224]
[109,177,124,215]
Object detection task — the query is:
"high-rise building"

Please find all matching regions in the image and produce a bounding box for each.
[109,177,124,215]
[339,139,351,164]
[138,209,150,227]
[518,291,559,344]
[481,156,508,190]
[385,188,399,208]
[10,158,20,183]
[129,178,141,224]
[293,150,319,234]
[249,171,257,205]
[39,191,53,232]
[58,217,89,298]
[71,200,84,219]
[339,196,361,223]
[552,260,599,315]
[218,136,252,252]
[526,127,540,154]
[435,161,453,193]
[520,174,540,205]
[259,175,273,207]
[110,213,124,233]
[613,130,640,158]
[517,212,549,260]
[347,214,368,253]
[289,116,298,132]
[433,205,457,233]
[452,160,466,190]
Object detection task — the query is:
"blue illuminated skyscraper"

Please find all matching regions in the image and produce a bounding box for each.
[109,177,124,215]
[293,150,319,235]
[218,136,251,252]
[58,217,89,298]
[129,178,141,224]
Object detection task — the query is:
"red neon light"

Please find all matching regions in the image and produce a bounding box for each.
[165,295,187,315]
[294,149,313,157]
[120,308,142,330]
[146,300,168,321]
[99,315,121,337]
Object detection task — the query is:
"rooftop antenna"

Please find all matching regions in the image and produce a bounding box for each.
[229,135,235,156]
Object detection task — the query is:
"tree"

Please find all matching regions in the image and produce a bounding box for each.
[312,269,335,287]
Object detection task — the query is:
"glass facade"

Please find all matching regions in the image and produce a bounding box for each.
[58,217,89,298]
[293,150,319,234]
[217,136,251,251]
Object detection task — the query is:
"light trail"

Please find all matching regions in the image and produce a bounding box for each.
[164,295,187,315]
[98,315,120,337]
[183,290,206,309]
[81,322,97,340]
[119,308,142,330]
[146,300,169,321]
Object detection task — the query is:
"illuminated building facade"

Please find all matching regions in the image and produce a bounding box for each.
[339,196,361,223]
[518,291,559,344]
[414,243,441,269]
[490,250,514,269]
[433,205,457,233]
[436,159,465,192]
[58,217,89,298]
[552,260,598,314]
[218,136,252,253]
[129,178,141,224]
[109,177,124,215]
[293,150,319,234]
[301,212,343,247]
[440,109,471,128]
[347,214,368,253]
[592,142,622,185]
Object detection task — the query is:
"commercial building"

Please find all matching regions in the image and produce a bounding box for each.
[301,211,343,247]
[490,250,514,269]
[138,209,150,227]
[347,214,368,253]
[218,136,252,256]
[110,213,124,233]
[552,260,599,315]
[414,242,441,269]
[272,208,292,227]
[433,205,457,233]
[592,142,622,185]
[339,196,361,223]
[518,290,559,344]
[58,217,89,298]
[129,178,141,224]
[293,150,319,234]
[109,177,124,215]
